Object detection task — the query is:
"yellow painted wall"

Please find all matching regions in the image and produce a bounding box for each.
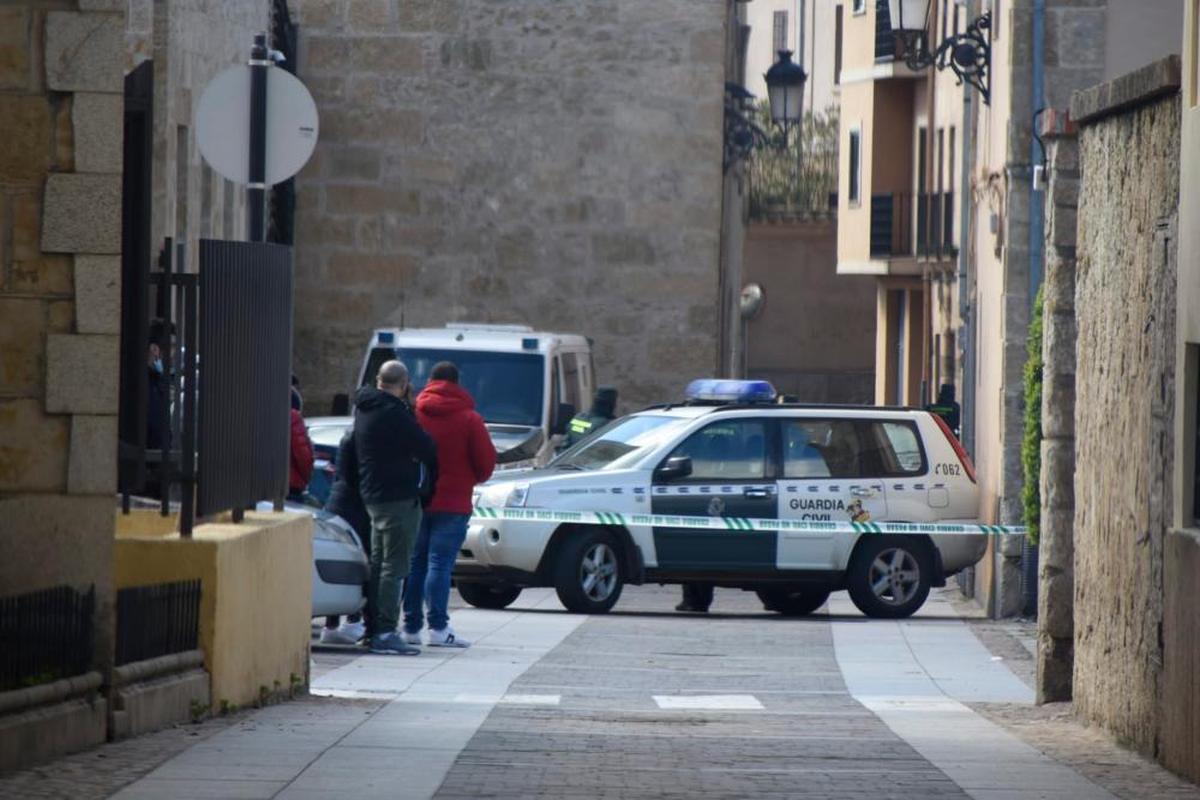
[115,511,313,708]
[838,79,875,266]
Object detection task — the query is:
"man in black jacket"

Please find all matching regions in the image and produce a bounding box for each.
[354,360,437,655]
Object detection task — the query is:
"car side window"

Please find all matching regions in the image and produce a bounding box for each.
[667,420,767,480]
[783,419,860,479]
[859,421,926,476]
[561,352,582,412]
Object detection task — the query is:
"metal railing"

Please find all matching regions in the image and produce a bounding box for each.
[196,239,294,523]
[875,0,898,60]
[917,192,956,257]
[870,193,913,257]
[115,580,201,666]
[0,585,95,692]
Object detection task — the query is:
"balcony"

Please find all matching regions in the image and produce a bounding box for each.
[874,0,898,61]
[917,192,957,258]
[870,193,913,257]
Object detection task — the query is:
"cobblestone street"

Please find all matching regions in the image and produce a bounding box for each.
[4,586,1197,799]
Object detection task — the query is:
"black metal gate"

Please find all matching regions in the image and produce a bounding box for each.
[196,239,294,521]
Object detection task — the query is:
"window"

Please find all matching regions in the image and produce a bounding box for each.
[852,0,866,15]
[936,128,945,192]
[556,415,691,472]
[772,10,788,58]
[834,6,843,84]
[848,127,861,205]
[668,420,768,481]
[561,353,581,412]
[954,4,962,35]
[941,0,949,44]
[784,419,861,479]
[865,421,926,475]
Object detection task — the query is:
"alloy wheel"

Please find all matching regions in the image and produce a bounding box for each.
[579,542,618,601]
[868,547,921,606]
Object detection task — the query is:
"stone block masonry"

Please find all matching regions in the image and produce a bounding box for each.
[291,0,730,411]
[1069,57,1180,760]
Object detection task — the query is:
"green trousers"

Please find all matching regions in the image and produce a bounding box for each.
[366,499,423,636]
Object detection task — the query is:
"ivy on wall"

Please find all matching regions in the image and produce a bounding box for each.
[1022,285,1045,545]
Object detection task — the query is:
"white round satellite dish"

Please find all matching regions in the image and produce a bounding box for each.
[195,65,319,186]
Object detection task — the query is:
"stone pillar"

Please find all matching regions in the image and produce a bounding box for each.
[1035,108,1078,703]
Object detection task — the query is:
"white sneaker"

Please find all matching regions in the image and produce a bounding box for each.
[339,620,366,642]
[401,630,422,645]
[319,626,360,646]
[427,627,470,648]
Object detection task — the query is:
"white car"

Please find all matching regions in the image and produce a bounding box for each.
[257,502,368,618]
[456,380,984,619]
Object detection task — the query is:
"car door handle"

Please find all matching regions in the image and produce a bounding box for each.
[743,487,771,498]
[850,487,875,498]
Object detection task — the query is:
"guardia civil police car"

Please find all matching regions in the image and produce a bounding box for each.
[456,380,983,619]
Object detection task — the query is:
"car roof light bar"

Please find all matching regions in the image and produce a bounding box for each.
[684,379,778,404]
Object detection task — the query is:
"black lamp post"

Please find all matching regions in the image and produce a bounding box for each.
[764,49,807,148]
[888,0,992,105]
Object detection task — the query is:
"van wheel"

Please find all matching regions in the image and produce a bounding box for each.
[756,587,831,616]
[456,582,522,610]
[553,529,623,613]
[847,536,931,619]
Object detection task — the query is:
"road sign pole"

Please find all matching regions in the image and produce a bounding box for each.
[247,33,270,242]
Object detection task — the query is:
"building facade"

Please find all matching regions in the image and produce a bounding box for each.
[744,0,840,117]
[289,0,737,412]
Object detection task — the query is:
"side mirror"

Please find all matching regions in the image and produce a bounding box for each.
[552,402,576,436]
[655,455,692,482]
[331,393,350,416]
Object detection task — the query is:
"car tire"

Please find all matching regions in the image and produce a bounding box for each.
[846,536,932,619]
[456,582,522,610]
[755,586,831,616]
[553,528,624,614]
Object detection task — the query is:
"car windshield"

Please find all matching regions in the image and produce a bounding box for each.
[551,414,691,471]
[363,347,545,427]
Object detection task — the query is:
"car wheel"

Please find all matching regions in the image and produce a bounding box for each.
[755,587,831,616]
[847,536,931,619]
[553,529,624,614]
[456,582,522,610]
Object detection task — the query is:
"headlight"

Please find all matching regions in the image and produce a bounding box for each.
[313,517,358,546]
[505,484,531,508]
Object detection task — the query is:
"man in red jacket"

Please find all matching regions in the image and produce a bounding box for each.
[402,362,496,647]
[288,386,314,500]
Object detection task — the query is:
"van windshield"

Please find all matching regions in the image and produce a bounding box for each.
[362,347,545,427]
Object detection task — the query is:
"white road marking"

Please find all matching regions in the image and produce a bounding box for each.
[653,694,764,710]
[500,693,562,706]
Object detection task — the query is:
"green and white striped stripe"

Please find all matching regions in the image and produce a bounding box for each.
[470,506,1026,536]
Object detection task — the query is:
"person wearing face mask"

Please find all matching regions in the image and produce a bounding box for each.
[146,318,171,452]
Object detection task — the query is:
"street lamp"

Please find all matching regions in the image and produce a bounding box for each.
[888,0,992,105]
[764,49,807,148]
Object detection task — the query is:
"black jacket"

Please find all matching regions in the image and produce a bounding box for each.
[146,366,170,451]
[353,386,437,505]
[325,430,371,542]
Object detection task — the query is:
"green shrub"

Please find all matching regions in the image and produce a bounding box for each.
[1021,285,1045,545]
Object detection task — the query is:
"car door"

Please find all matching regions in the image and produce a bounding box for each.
[651,418,778,572]
[857,418,930,521]
[776,417,887,570]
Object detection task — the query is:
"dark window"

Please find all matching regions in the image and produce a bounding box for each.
[561,353,581,412]
[668,420,768,481]
[853,0,865,14]
[848,129,861,204]
[772,10,788,58]
[834,6,844,84]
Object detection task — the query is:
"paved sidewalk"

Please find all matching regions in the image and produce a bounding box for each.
[3,585,1198,799]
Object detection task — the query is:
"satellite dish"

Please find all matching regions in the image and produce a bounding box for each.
[739,283,765,319]
[195,65,319,186]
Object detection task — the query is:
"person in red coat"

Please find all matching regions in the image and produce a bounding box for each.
[402,362,496,647]
[288,387,314,500]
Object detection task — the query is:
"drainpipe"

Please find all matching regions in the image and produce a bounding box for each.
[1021,0,1047,617]
[957,35,974,459]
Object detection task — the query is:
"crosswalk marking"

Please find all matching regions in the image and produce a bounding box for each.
[653,694,764,710]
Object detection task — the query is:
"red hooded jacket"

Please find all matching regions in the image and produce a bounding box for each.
[416,381,497,514]
[289,409,314,493]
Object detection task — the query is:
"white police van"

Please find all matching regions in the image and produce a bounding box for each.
[357,324,595,469]
[456,379,984,618]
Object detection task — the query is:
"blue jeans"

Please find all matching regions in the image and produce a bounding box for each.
[403,512,470,633]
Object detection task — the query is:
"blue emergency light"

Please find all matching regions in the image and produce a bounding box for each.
[684,379,777,404]
[521,337,539,350]
[377,330,395,345]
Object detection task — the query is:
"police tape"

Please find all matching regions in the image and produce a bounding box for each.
[470,506,1026,536]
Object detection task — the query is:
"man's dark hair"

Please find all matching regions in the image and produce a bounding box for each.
[430,361,459,383]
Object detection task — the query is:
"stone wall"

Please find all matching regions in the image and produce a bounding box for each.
[289,0,730,412]
[0,1,130,688]
[1036,109,1078,704]
[743,218,875,403]
[1069,58,1180,756]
